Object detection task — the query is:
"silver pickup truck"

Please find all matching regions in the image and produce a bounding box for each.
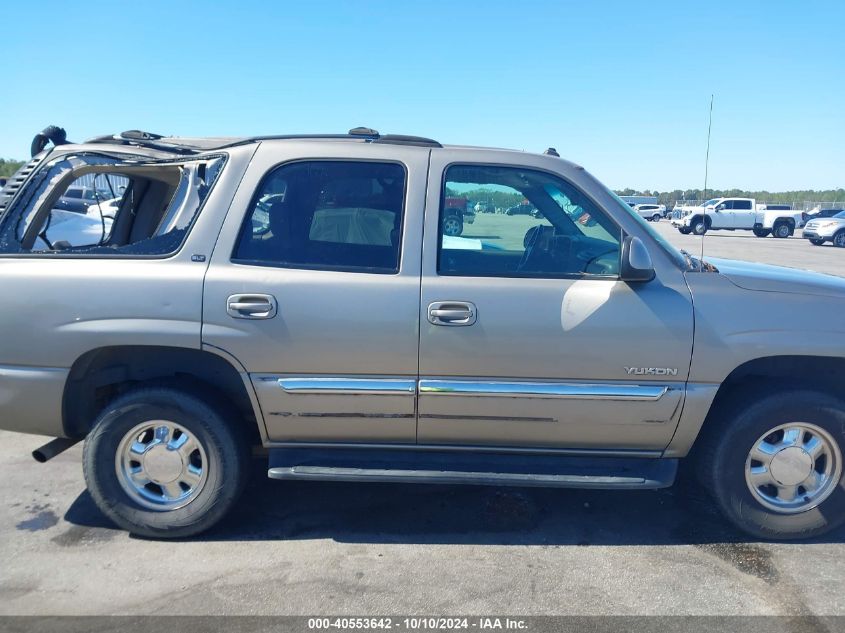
[2,127,844,540]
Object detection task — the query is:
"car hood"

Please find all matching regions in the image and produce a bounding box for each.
[704,257,845,298]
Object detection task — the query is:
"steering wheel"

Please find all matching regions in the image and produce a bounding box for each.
[517,225,544,271]
[37,212,55,250]
[582,246,618,275]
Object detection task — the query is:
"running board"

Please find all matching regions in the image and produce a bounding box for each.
[267,448,677,490]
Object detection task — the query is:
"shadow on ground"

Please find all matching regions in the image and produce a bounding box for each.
[61,461,845,548]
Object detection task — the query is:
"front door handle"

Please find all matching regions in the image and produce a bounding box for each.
[227,294,277,319]
[428,301,477,326]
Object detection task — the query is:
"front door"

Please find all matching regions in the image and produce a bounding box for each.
[202,143,428,444]
[417,154,695,451]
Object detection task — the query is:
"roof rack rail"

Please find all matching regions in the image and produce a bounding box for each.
[81,127,442,152]
[374,134,441,148]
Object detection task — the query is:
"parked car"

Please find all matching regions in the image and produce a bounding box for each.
[2,126,845,541]
[54,185,116,214]
[634,204,666,221]
[803,210,845,247]
[505,203,535,215]
[443,196,474,236]
[671,197,804,238]
[474,201,495,214]
[802,208,844,225]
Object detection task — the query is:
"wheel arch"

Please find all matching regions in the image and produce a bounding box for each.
[62,345,265,445]
[667,355,845,457]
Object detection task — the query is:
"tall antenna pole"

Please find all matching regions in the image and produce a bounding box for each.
[701,94,714,260]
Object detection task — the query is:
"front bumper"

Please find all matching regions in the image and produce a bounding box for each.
[803,226,837,239]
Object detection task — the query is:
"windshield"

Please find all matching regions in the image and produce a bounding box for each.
[603,187,688,269]
[835,211,845,219]
[704,198,721,207]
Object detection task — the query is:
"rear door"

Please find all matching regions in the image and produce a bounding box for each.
[731,199,756,228]
[202,141,428,444]
[416,152,694,451]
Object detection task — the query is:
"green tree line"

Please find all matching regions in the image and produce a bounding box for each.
[615,188,845,209]
[0,159,25,178]
[445,187,525,210]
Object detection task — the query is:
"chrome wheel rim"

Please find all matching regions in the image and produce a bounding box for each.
[116,420,209,511]
[443,217,462,236]
[745,422,842,514]
[775,225,790,238]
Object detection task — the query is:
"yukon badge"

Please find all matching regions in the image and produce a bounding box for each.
[625,367,679,376]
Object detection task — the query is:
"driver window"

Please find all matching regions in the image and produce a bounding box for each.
[437,165,620,278]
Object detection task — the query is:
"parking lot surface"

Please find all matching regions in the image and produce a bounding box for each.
[1,223,843,616]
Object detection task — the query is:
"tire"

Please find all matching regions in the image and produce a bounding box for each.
[83,385,250,538]
[833,230,845,248]
[772,222,792,239]
[809,238,825,246]
[691,219,707,236]
[678,227,691,235]
[442,214,463,237]
[752,228,771,238]
[652,214,661,222]
[697,388,845,540]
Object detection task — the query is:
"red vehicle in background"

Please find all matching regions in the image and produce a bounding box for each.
[442,196,475,236]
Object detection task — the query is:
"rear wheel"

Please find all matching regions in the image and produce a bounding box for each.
[773,222,792,238]
[833,230,845,248]
[442,214,463,237]
[809,238,825,246]
[752,228,771,238]
[83,386,249,538]
[698,389,845,539]
[678,227,691,235]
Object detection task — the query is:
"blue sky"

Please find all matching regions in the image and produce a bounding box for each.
[1,0,842,191]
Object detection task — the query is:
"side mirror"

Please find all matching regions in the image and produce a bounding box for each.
[620,236,655,283]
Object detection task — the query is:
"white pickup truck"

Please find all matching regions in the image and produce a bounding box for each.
[671,198,803,238]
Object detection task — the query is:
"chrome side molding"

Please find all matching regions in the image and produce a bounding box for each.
[418,380,669,401]
[276,377,670,401]
[278,377,416,395]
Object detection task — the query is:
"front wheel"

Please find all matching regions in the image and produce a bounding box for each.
[83,386,249,538]
[652,214,661,222]
[698,389,845,540]
[691,220,707,236]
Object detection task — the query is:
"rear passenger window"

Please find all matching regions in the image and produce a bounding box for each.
[235,161,406,274]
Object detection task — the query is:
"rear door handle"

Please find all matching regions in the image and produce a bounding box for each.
[227,294,277,319]
[428,301,477,326]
